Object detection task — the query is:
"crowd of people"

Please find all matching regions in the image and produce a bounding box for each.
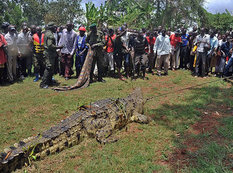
[0,21,233,88]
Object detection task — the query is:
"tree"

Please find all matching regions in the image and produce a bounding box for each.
[19,0,49,26]
[1,0,27,29]
[44,0,83,26]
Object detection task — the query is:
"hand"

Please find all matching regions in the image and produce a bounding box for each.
[91,44,96,49]
[18,53,22,58]
[68,54,73,59]
[0,43,5,48]
[56,46,63,49]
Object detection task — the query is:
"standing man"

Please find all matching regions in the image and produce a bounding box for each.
[40,22,62,89]
[221,36,232,77]
[75,26,88,78]
[104,27,116,76]
[58,22,77,80]
[170,30,182,70]
[194,28,210,78]
[5,25,18,82]
[86,23,105,83]
[17,26,31,79]
[146,33,156,74]
[154,29,171,76]
[180,29,189,69]
[32,26,45,82]
[133,32,148,79]
[207,30,218,75]
[27,25,37,76]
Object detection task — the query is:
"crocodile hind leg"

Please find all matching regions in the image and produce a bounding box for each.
[96,123,118,144]
[131,112,151,124]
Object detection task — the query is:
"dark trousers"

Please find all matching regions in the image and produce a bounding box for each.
[0,67,4,83]
[180,46,188,69]
[135,53,148,73]
[34,53,45,77]
[190,55,195,72]
[40,53,55,87]
[195,52,207,77]
[75,53,87,77]
[90,48,104,81]
[18,56,27,76]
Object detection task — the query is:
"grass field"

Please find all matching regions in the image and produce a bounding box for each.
[0,70,232,173]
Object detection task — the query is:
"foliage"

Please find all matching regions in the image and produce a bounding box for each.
[44,0,83,26]
[1,0,83,29]
[201,8,233,32]
[1,0,233,31]
[0,0,27,29]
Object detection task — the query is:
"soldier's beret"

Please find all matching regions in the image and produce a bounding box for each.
[47,22,55,27]
[90,23,97,28]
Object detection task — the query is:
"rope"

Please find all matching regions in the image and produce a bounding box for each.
[145,76,233,102]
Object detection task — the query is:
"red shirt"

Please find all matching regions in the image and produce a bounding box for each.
[105,34,116,53]
[170,34,181,48]
[146,36,156,53]
[0,34,7,65]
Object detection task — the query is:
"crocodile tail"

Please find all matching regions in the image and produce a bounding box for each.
[53,49,94,91]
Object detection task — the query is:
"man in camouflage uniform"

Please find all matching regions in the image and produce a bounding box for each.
[40,22,62,89]
[86,24,105,83]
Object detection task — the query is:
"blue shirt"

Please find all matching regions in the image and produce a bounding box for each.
[221,42,232,58]
[181,34,189,47]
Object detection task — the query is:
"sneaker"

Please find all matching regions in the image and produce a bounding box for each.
[33,75,39,82]
[20,75,25,80]
[98,79,106,83]
[40,85,48,89]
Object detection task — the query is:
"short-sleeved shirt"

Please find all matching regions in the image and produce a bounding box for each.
[146,36,156,53]
[105,34,116,53]
[170,34,181,48]
[195,34,210,53]
[181,34,189,47]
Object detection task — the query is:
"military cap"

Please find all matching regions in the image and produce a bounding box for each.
[89,23,97,28]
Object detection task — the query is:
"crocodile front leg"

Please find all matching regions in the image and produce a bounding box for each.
[96,123,118,144]
[131,112,151,124]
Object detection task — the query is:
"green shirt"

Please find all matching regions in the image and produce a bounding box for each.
[44,30,56,52]
[86,30,104,48]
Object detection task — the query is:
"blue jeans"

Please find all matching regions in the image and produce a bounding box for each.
[224,56,233,75]
[124,53,130,67]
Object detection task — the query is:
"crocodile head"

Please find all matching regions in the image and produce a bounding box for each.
[128,88,144,114]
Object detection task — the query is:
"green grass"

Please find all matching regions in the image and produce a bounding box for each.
[0,70,232,172]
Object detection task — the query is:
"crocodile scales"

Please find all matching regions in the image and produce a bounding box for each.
[0,88,150,172]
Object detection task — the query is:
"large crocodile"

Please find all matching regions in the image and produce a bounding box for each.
[0,88,150,172]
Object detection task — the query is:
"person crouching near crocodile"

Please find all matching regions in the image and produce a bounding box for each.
[75,26,88,78]
[86,23,106,83]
